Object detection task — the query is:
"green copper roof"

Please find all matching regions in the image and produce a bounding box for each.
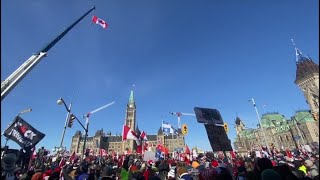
[292,110,315,123]
[239,129,256,139]
[129,90,134,104]
[260,112,288,128]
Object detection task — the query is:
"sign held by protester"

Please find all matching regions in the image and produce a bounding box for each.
[204,124,233,151]
[194,107,232,151]
[3,116,45,149]
[194,107,224,125]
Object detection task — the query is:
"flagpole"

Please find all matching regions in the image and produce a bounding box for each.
[249,98,270,154]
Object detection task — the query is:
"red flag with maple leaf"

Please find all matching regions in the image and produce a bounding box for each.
[185,145,190,154]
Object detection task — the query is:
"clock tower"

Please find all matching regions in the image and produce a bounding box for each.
[292,40,319,121]
[124,89,137,151]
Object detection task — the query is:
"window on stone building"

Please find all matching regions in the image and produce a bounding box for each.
[285,135,289,141]
[279,136,283,142]
[315,130,319,137]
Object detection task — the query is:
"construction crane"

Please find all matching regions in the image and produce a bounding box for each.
[81,101,115,156]
[169,112,195,129]
[1,6,96,101]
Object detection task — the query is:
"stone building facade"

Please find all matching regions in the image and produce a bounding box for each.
[293,43,319,121]
[234,111,319,154]
[70,90,185,155]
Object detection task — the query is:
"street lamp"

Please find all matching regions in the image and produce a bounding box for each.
[249,98,270,154]
[57,97,72,150]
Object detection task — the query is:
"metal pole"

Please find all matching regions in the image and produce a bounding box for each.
[59,102,72,148]
[1,6,95,101]
[82,116,89,157]
[250,98,270,154]
[292,117,309,154]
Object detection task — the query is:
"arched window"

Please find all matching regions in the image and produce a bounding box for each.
[279,136,283,142]
[285,135,289,141]
[301,132,306,139]
[315,130,319,137]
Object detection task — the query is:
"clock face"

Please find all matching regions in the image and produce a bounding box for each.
[129,104,133,108]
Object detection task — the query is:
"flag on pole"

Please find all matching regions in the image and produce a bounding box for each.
[59,157,65,168]
[140,131,148,141]
[69,151,76,163]
[3,116,45,149]
[100,148,107,156]
[162,121,174,135]
[185,145,190,154]
[31,146,37,159]
[122,125,141,145]
[92,15,108,29]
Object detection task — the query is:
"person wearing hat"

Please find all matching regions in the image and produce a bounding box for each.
[305,159,319,179]
[177,167,193,180]
[1,153,19,180]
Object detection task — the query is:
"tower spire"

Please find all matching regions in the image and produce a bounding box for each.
[129,85,135,103]
[291,39,309,62]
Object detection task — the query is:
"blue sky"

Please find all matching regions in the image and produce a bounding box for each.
[1,0,319,152]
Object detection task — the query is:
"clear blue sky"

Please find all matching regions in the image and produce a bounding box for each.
[1,0,319,152]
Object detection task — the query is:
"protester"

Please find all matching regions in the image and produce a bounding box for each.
[1,145,319,180]
[1,153,19,180]
[305,159,319,179]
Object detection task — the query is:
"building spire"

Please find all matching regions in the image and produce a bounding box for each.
[128,84,135,104]
[291,39,309,62]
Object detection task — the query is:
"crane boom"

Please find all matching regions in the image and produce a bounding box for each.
[1,6,95,101]
[169,111,195,129]
[85,101,115,117]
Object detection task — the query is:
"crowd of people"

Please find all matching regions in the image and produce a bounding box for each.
[1,146,319,180]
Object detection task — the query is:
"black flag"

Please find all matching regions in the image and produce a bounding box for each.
[3,116,45,149]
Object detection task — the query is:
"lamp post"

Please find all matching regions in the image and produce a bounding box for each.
[57,98,72,149]
[249,98,270,154]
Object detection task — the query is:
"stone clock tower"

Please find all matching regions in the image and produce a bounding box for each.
[123,90,137,152]
[293,41,319,122]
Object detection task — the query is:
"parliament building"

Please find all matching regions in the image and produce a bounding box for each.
[70,90,185,155]
[234,42,319,154]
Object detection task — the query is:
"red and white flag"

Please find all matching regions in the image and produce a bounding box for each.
[69,151,76,164]
[59,157,65,168]
[140,131,148,141]
[100,148,107,156]
[185,145,190,154]
[89,149,94,156]
[31,147,37,159]
[92,15,108,29]
[122,125,141,145]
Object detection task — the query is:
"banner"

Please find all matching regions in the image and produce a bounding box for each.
[3,116,45,149]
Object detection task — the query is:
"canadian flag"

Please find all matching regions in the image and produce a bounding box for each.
[59,157,65,168]
[100,148,107,156]
[92,15,108,29]
[31,147,37,159]
[122,125,141,145]
[69,151,76,163]
[89,149,94,156]
[140,131,148,141]
[185,145,190,154]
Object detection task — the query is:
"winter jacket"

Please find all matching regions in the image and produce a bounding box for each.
[180,173,193,180]
[308,165,319,179]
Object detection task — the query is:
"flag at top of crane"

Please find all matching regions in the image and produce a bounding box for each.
[92,15,108,29]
